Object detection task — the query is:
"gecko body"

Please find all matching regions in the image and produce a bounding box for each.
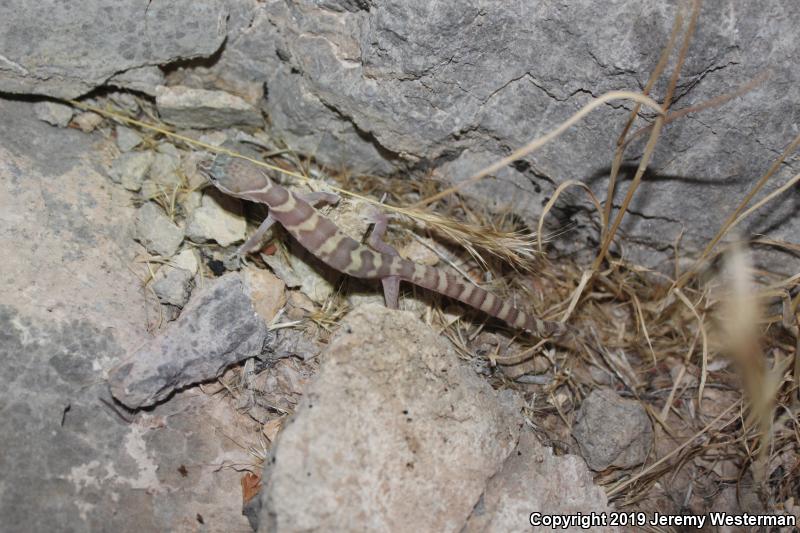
[201,154,576,343]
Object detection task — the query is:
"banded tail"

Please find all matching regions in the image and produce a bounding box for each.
[386,256,571,340]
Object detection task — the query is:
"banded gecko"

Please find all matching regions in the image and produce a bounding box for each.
[200,154,580,345]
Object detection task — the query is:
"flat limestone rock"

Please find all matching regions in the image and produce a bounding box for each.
[156,86,264,129]
[0,0,227,98]
[259,303,522,532]
[108,272,271,409]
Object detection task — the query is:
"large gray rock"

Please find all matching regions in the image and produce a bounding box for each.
[109,272,271,409]
[208,0,800,269]
[259,303,522,532]
[0,98,252,532]
[0,0,228,98]
[4,0,798,269]
[463,430,618,533]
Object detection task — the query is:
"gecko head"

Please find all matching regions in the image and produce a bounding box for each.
[198,153,272,199]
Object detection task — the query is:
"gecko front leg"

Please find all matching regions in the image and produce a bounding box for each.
[234,190,341,259]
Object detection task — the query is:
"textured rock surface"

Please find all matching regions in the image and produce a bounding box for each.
[33,100,74,127]
[573,388,654,471]
[152,266,194,307]
[133,202,185,257]
[463,429,618,533]
[259,304,522,532]
[156,85,264,129]
[207,0,800,269]
[109,151,153,191]
[0,0,228,98]
[185,189,248,246]
[115,126,143,152]
[109,272,272,408]
[3,1,797,268]
[0,99,251,532]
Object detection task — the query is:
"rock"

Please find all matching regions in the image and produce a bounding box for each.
[201,0,800,272]
[284,290,318,321]
[71,111,103,133]
[181,189,204,215]
[258,303,521,532]
[149,145,182,188]
[108,272,273,408]
[262,242,338,305]
[463,429,618,533]
[107,65,165,96]
[185,189,247,247]
[133,202,184,257]
[0,0,228,98]
[156,141,182,160]
[170,248,199,275]
[107,91,140,115]
[572,388,653,471]
[0,98,250,531]
[33,100,74,127]
[115,126,142,152]
[197,130,231,147]
[109,151,153,191]
[264,326,323,363]
[139,180,163,200]
[244,268,286,324]
[150,249,199,307]
[155,86,263,129]
[152,267,193,307]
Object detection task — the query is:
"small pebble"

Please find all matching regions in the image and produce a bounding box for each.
[153,267,193,307]
[133,202,184,257]
[109,151,153,191]
[72,111,104,133]
[185,190,246,247]
[572,388,653,471]
[116,126,143,152]
[33,101,74,128]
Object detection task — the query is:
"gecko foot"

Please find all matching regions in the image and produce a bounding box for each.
[365,208,399,256]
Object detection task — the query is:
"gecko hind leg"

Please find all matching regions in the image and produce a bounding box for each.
[233,190,341,261]
[381,277,400,310]
[366,208,401,309]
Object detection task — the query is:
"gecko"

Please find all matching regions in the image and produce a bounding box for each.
[199,154,583,347]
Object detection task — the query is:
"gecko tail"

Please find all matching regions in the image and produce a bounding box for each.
[397,258,569,340]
